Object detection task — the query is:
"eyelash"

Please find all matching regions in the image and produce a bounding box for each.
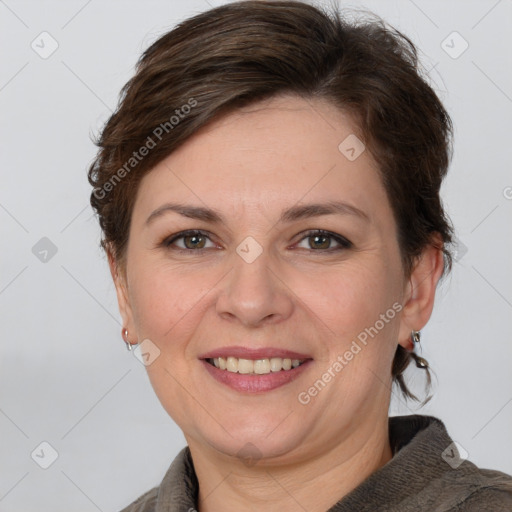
[161,229,352,254]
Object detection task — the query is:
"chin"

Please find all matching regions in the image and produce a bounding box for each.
[201,430,306,466]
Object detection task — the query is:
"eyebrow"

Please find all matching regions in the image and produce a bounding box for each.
[145,200,369,226]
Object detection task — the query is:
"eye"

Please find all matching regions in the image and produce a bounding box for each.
[295,229,352,252]
[163,230,216,251]
[161,229,352,254]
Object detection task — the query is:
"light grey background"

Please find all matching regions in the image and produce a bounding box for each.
[1,0,511,510]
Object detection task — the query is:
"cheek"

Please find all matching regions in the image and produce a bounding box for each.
[129,256,402,348]
[304,264,402,397]
[128,259,225,354]
[296,260,401,346]
[128,264,211,425]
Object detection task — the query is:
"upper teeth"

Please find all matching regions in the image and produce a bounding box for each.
[210,357,304,374]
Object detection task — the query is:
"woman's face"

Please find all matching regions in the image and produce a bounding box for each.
[113,95,421,464]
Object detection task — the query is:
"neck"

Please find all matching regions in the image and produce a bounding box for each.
[188,416,393,512]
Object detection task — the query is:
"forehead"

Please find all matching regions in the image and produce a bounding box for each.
[133,95,389,225]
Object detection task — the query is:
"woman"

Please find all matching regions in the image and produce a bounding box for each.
[88,1,512,510]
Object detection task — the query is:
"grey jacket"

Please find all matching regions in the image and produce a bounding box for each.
[120,415,512,511]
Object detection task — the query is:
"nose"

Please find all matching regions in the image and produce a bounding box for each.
[215,246,294,327]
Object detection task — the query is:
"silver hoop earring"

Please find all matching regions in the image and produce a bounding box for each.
[411,330,428,368]
[411,330,421,344]
[122,328,133,351]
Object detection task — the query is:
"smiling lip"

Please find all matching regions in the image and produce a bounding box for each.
[199,346,313,393]
[199,346,311,360]
[201,359,312,393]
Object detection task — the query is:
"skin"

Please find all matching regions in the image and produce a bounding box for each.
[109,95,444,511]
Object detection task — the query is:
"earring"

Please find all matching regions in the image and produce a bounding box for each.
[415,356,428,368]
[122,328,133,351]
[410,330,428,368]
[404,330,420,351]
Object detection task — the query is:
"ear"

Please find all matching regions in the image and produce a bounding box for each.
[398,236,445,349]
[107,246,137,345]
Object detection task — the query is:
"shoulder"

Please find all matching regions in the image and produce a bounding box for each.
[118,486,158,512]
[446,467,512,511]
[387,415,512,511]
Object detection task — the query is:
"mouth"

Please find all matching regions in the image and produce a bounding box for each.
[205,356,307,374]
[199,346,313,393]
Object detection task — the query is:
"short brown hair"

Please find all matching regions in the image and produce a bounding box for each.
[88,0,454,400]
